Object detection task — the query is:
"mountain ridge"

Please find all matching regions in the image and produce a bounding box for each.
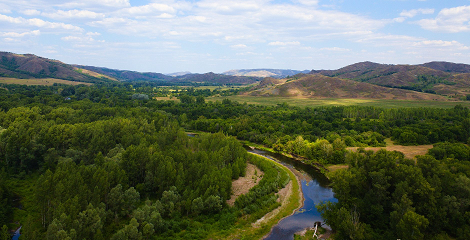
[246,74,448,100]
[223,69,310,78]
[312,61,470,97]
[0,52,116,84]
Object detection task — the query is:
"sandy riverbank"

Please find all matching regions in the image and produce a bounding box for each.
[246,152,306,238]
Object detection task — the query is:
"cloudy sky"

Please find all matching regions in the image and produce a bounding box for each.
[1,0,470,73]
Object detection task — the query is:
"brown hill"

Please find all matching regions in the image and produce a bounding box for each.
[246,74,448,100]
[0,52,116,84]
[173,72,261,85]
[420,61,470,73]
[315,61,470,97]
[76,65,172,82]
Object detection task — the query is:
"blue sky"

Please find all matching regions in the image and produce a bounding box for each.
[1,0,470,73]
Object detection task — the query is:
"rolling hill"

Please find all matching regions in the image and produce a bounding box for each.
[0,52,116,84]
[75,65,173,82]
[223,69,310,78]
[245,74,448,101]
[314,61,470,97]
[420,61,470,73]
[2,51,469,99]
[173,72,261,85]
[0,51,261,86]
[77,66,261,85]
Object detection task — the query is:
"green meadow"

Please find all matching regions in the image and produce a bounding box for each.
[208,95,470,108]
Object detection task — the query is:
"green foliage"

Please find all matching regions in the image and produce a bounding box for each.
[235,155,289,214]
[319,149,470,239]
[0,170,12,227]
[428,142,470,161]
[1,225,9,240]
[1,82,470,239]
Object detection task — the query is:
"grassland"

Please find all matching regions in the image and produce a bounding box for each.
[347,138,433,160]
[207,95,470,108]
[192,85,248,91]
[0,77,93,86]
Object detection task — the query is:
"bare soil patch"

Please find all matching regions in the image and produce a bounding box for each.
[227,163,263,206]
[254,165,305,228]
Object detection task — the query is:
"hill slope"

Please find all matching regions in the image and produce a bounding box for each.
[76,65,173,82]
[0,52,116,84]
[420,61,470,73]
[174,72,261,85]
[223,69,309,78]
[246,74,448,100]
[315,61,470,97]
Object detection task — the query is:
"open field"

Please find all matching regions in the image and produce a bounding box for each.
[208,95,470,108]
[347,138,433,159]
[0,77,93,86]
[192,85,249,91]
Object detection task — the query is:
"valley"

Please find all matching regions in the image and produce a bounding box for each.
[0,51,469,240]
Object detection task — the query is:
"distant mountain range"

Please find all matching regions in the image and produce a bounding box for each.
[76,65,262,85]
[0,51,262,85]
[223,69,310,78]
[0,52,116,84]
[2,51,470,100]
[166,71,192,77]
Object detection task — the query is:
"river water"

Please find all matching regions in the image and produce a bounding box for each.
[246,148,337,240]
[11,227,21,240]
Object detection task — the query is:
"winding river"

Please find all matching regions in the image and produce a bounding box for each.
[246,148,337,240]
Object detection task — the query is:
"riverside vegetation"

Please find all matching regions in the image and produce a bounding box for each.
[0,83,469,239]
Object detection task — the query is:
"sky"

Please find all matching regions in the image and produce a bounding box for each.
[1,0,470,73]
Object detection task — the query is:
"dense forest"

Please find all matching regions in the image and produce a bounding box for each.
[0,82,469,239]
[0,83,292,239]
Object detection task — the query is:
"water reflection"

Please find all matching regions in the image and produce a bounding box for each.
[246,148,337,240]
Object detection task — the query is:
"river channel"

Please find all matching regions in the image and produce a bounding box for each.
[246,148,337,240]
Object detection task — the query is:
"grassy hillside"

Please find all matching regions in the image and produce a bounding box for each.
[315,61,470,97]
[223,68,309,78]
[76,65,173,82]
[173,72,261,85]
[0,52,115,84]
[420,61,470,73]
[246,74,448,100]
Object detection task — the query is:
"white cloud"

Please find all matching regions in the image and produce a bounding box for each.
[400,8,434,18]
[86,32,101,36]
[0,14,83,32]
[1,30,40,37]
[189,16,206,22]
[21,9,41,16]
[268,41,300,46]
[118,3,176,16]
[320,47,350,51]
[297,0,319,6]
[197,0,262,13]
[42,10,105,19]
[231,44,247,48]
[61,35,94,42]
[58,0,130,8]
[413,40,469,50]
[417,6,470,32]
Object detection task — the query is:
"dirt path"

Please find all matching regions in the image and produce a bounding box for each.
[227,163,263,206]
